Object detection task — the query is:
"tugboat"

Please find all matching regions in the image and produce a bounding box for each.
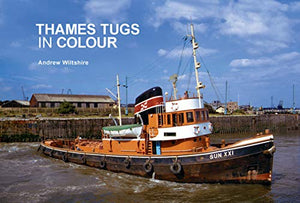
[38,24,275,184]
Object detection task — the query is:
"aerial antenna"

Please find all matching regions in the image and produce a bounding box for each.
[169,74,178,100]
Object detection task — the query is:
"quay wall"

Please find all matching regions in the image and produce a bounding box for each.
[211,114,299,134]
[0,114,299,142]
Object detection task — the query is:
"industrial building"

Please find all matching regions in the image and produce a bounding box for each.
[1,100,30,108]
[227,101,239,113]
[29,94,115,108]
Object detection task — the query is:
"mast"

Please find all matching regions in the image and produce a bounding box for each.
[224,80,228,115]
[293,84,295,114]
[124,76,128,116]
[117,74,122,125]
[190,24,205,108]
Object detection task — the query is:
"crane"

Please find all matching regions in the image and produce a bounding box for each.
[21,86,28,101]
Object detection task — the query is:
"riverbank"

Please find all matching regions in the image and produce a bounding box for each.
[0,114,299,142]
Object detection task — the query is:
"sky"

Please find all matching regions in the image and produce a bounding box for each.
[0,0,300,108]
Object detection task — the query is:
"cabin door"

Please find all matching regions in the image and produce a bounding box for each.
[154,141,161,155]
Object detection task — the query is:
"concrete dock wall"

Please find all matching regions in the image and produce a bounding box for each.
[211,114,299,134]
[0,114,299,142]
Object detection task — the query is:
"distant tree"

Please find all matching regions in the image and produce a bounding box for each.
[204,103,216,114]
[232,109,246,115]
[57,101,76,114]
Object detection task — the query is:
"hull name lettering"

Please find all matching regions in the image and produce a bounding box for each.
[209,150,234,160]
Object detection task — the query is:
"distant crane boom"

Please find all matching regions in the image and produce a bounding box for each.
[105,88,117,100]
[21,86,28,101]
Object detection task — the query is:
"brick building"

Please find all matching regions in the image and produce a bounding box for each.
[30,94,114,108]
[227,101,239,113]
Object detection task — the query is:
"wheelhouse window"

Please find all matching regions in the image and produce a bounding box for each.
[196,111,201,121]
[178,113,184,125]
[158,114,163,126]
[206,110,209,120]
[186,112,194,123]
[201,111,205,121]
[167,114,171,125]
[172,114,177,126]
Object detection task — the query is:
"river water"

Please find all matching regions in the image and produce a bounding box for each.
[0,132,299,203]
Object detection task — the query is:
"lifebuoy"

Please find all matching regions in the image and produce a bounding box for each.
[143,160,153,173]
[63,153,68,162]
[99,159,106,169]
[149,128,158,138]
[124,157,131,169]
[170,162,182,175]
[194,126,200,135]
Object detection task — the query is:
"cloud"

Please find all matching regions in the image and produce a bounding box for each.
[13,75,45,82]
[84,0,131,23]
[28,62,39,70]
[0,0,3,26]
[220,12,268,36]
[178,74,187,80]
[230,58,273,67]
[151,0,293,53]
[247,40,288,54]
[225,51,300,97]
[29,45,40,51]
[31,84,52,89]
[150,1,220,28]
[229,52,300,67]
[28,62,74,74]
[158,46,217,59]
[10,41,21,48]
[0,77,12,92]
[171,21,207,34]
[2,86,12,92]
[289,1,300,12]
[157,49,167,56]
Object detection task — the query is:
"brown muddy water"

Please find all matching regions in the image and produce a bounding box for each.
[0,132,299,203]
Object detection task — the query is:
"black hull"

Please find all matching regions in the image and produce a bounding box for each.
[38,140,275,184]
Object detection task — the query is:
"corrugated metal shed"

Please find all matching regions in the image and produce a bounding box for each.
[31,94,114,103]
[1,100,30,107]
